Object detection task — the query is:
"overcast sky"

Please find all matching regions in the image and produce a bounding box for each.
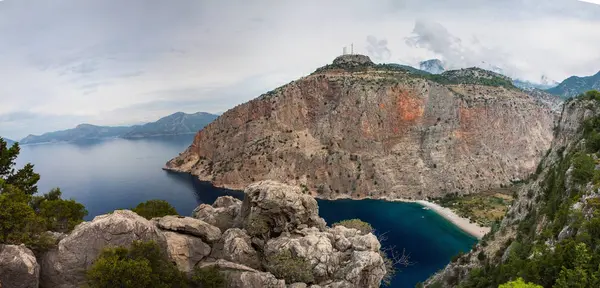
[1,0,600,139]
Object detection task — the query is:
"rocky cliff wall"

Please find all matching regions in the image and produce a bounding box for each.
[423,97,600,287]
[167,56,555,200]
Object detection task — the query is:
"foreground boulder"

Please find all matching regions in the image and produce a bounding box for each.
[198,259,285,288]
[192,195,242,232]
[155,215,222,243]
[40,210,166,288]
[0,244,39,288]
[240,180,326,238]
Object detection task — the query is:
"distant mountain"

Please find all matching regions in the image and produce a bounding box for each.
[513,75,559,91]
[1,137,15,146]
[19,112,218,145]
[122,112,218,138]
[20,124,133,145]
[546,71,600,98]
[419,59,445,74]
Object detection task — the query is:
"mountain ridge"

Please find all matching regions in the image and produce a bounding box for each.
[546,70,600,98]
[165,54,555,200]
[19,111,218,145]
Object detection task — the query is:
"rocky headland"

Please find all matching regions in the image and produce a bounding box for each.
[166,55,555,200]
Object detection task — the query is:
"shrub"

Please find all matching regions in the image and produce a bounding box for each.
[0,140,86,252]
[265,250,314,284]
[86,241,187,288]
[332,219,374,234]
[571,153,595,185]
[191,266,227,288]
[498,277,542,288]
[132,199,178,220]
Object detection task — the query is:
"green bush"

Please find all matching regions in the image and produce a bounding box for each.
[332,219,374,234]
[498,277,542,288]
[0,140,86,252]
[571,153,596,185]
[86,241,187,288]
[191,266,227,288]
[132,199,178,220]
[266,250,314,284]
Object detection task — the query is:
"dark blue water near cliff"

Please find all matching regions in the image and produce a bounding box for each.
[16,135,476,288]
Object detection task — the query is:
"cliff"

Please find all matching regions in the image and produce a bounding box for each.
[166,55,555,200]
[424,92,600,287]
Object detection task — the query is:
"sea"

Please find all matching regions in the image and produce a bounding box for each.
[15,134,476,288]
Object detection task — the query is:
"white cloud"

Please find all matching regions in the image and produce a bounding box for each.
[0,0,600,139]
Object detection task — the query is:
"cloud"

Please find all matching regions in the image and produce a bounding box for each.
[1,0,600,139]
[404,19,519,76]
[366,36,392,61]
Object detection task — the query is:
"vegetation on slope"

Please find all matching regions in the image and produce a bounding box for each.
[132,199,179,220]
[0,138,87,253]
[86,241,189,288]
[444,90,600,288]
[432,189,515,227]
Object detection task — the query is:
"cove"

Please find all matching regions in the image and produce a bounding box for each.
[15,135,476,287]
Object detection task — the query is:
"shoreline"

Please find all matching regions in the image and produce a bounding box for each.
[314,194,490,239]
[161,171,491,239]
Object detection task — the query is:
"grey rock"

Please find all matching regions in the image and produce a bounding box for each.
[210,228,261,269]
[192,196,242,232]
[0,244,39,288]
[40,210,165,288]
[163,231,211,273]
[198,260,285,288]
[289,283,308,288]
[155,215,222,243]
[240,181,326,237]
[265,226,385,287]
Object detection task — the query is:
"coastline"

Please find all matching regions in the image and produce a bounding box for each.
[161,171,491,239]
[314,194,490,239]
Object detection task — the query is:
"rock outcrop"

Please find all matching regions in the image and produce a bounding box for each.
[40,210,166,288]
[34,181,387,287]
[424,96,600,287]
[0,244,40,288]
[166,55,554,200]
[192,195,242,232]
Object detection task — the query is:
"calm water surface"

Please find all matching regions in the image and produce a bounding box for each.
[16,135,476,288]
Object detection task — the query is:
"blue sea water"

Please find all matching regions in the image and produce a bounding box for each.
[15,135,476,287]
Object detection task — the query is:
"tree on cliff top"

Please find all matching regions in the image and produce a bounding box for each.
[0,139,87,250]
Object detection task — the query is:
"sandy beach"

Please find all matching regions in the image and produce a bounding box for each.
[416,200,490,239]
[316,194,490,239]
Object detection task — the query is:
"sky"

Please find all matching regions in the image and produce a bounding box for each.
[1,0,600,140]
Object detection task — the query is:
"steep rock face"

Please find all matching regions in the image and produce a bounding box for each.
[166,55,554,199]
[40,210,166,288]
[0,244,39,288]
[424,98,600,287]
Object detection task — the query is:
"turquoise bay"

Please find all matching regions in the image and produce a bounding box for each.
[15,135,476,288]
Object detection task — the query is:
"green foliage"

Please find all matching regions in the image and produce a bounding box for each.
[498,277,543,288]
[132,199,178,220]
[86,241,187,288]
[265,250,314,284]
[191,266,227,288]
[571,153,596,185]
[577,90,600,102]
[332,218,374,234]
[0,139,86,252]
[34,188,87,232]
